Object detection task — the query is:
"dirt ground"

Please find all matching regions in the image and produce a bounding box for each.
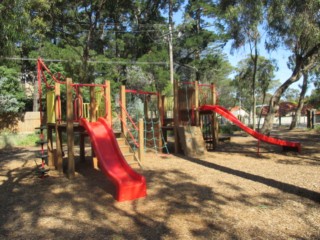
[0,128,319,240]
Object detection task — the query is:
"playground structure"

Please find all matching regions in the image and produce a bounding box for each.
[36,57,301,201]
[165,79,301,155]
[36,58,147,201]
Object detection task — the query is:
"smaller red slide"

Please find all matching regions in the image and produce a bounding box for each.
[80,117,147,202]
[199,105,301,152]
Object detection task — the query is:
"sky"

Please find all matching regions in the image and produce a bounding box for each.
[172,7,312,96]
[223,40,309,95]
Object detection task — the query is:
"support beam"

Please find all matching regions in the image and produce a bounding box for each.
[138,118,144,163]
[55,83,63,173]
[195,81,199,126]
[66,78,75,178]
[211,84,219,149]
[105,80,112,125]
[90,86,97,122]
[157,93,163,151]
[120,85,127,136]
[173,78,180,153]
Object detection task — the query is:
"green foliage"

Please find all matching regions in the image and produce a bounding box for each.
[0,132,38,149]
[282,87,300,103]
[219,123,239,134]
[0,66,25,114]
[233,55,279,109]
[306,88,320,108]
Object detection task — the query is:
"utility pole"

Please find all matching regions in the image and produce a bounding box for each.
[169,0,179,153]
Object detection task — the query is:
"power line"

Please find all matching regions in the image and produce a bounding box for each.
[2,57,169,65]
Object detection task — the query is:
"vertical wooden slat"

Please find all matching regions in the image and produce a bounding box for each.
[66,78,75,178]
[157,93,163,151]
[90,86,96,122]
[80,133,85,162]
[105,80,112,125]
[47,125,54,168]
[211,84,219,149]
[195,81,199,126]
[120,85,127,136]
[55,83,63,173]
[138,118,144,163]
[174,79,180,153]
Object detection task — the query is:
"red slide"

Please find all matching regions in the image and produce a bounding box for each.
[199,105,301,152]
[80,117,147,202]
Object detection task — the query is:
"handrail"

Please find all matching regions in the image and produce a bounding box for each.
[117,113,139,148]
[125,89,159,96]
[118,100,138,131]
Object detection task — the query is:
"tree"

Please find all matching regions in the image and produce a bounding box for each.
[261,0,320,134]
[233,56,278,126]
[175,0,224,82]
[217,0,265,130]
[0,66,25,114]
[282,88,300,103]
[289,73,308,129]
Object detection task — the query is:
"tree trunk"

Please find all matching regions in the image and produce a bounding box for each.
[261,66,302,134]
[33,77,38,112]
[290,72,308,130]
[251,41,258,131]
[195,7,201,81]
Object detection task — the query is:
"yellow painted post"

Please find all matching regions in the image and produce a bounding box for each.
[55,83,61,122]
[66,78,75,178]
[138,118,144,162]
[46,90,55,123]
[120,85,127,136]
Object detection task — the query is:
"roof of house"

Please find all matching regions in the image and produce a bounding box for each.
[259,102,315,116]
[229,106,249,116]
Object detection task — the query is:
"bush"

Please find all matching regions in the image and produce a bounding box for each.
[219,124,240,134]
[0,66,25,114]
[0,132,38,149]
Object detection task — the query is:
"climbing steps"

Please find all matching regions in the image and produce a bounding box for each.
[115,133,141,167]
[35,125,50,178]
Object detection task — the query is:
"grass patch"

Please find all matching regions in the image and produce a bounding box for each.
[0,133,38,149]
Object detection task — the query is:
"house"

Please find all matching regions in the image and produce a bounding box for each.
[259,102,316,127]
[230,106,249,118]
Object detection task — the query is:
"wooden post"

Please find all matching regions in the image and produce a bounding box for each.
[161,95,166,122]
[89,85,98,168]
[211,84,219,148]
[77,86,82,120]
[66,78,75,178]
[173,79,180,153]
[55,83,63,173]
[138,118,144,162]
[157,93,163,151]
[105,80,112,125]
[144,96,149,120]
[47,125,54,168]
[195,81,199,126]
[90,86,97,122]
[80,133,85,162]
[120,85,127,136]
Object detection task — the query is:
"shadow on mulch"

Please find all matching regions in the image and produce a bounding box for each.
[177,155,320,203]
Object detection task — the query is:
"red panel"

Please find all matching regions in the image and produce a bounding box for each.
[80,117,147,201]
[199,105,301,152]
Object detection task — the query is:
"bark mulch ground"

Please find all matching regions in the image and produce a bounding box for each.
[0,128,319,239]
